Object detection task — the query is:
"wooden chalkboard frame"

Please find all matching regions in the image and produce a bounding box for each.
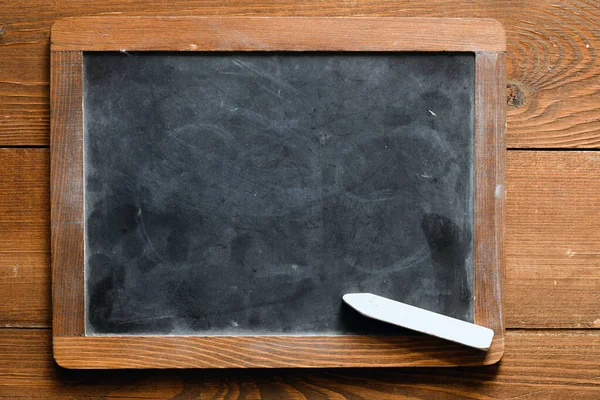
[51,16,506,369]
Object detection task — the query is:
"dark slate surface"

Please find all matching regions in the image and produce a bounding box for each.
[83,52,475,335]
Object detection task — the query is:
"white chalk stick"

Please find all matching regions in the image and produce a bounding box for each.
[343,293,494,351]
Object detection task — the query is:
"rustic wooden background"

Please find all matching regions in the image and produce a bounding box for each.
[0,1,598,398]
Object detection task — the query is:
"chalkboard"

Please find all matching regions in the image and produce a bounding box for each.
[51,16,506,369]
[83,52,475,335]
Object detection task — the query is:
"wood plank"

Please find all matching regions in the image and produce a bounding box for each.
[53,335,504,369]
[0,253,50,327]
[0,22,50,146]
[474,52,506,340]
[50,51,84,337]
[2,1,600,147]
[0,81,49,146]
[0,148,50,327]
[0,149,598,329]
[1,329,599,398]
[505,150,600,328]
[50,17,505,52]
[0,148,49,224]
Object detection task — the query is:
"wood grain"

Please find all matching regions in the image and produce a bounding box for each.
[54,335,504,369]
[50,16,505,52]
[474,52,506,345]
[50,51,84,336]
[505,150,600,328]
[0,253,50,327]
[2,329,600,398]
[2,1,600,147]
[0,0,598,394]
[0,21,49,145]
[0,148,49,253]
[0,148,50,327]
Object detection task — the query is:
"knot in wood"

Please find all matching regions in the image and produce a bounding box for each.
[506,82,525,108]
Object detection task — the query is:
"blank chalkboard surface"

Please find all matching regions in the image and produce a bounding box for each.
[84,52,475,335]
[51,16,506,368]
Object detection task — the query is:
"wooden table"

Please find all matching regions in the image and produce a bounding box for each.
[0,1,598,398]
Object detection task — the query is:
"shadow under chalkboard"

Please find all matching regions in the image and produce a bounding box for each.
[83,52,475,335]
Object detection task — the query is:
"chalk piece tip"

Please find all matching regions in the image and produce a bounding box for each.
[342,293,374,305]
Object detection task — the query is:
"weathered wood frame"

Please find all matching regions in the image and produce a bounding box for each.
[51,16,506,369]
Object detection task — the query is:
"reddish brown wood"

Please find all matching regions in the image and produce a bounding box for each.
[0,148,50,255]
[473,52,506,353]
[7,150,596,330]
[0,252,50,327]
[0,0,598,395]
[54,334,504,369]
[50,51,84,337]
[51,16,506,52]
[3,329,600,398]
[505,151,600,328]
[4,1,600,148]
[0,148,49,327]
